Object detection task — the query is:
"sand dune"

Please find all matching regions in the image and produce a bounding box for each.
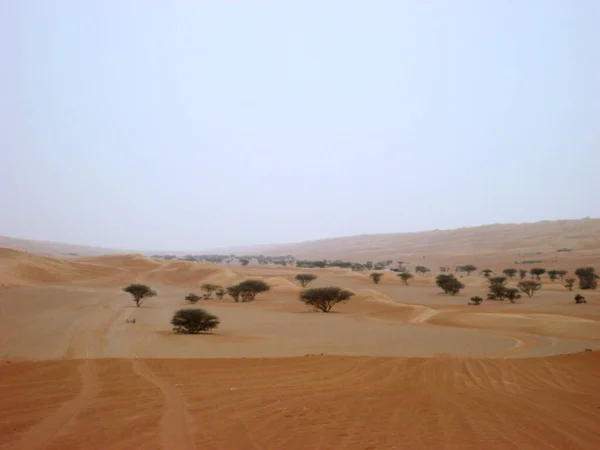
[1,247,600,448]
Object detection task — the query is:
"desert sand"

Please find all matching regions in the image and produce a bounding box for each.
[1,240,600,449]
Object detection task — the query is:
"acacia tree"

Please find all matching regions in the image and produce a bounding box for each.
[530,268,546,280]
[461,265,478,276]
[415,266,430,275]
[519,269,528,280]
[171,308,220,334]
[503,268,518,279]
[518,280,542,298]
[564,277,576,291]
[397,272,414,285]
[201,283,221,298]
[365,261,374,271]
[232,279,271,302]
[299,287,354,313]
[547,270,559,282]
[370,273,383,284]
[557,270,568,281]
[574,267,599,290]
[469,296,483,305]
[295,274,317,288]
[239,258,250,266]
[226,285,242,302]
[123,284,157,307]
[215,288,225,300]
[435,274,464,296]
[575,294,587,304]
[185,293,201,304]
[481,269,493,278]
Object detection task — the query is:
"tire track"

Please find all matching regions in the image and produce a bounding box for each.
[131,359,196,450]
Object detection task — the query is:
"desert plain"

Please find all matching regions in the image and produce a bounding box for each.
[1,221,600,449]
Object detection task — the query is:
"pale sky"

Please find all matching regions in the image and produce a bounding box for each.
[2,1,599,251]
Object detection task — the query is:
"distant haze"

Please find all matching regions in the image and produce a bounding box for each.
[2,1,599,251]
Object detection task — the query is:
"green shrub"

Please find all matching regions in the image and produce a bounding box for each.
[123,284,157,307]
[171,308,220,334]
[299,287,354,313]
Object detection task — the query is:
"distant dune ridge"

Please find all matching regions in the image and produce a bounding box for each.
[2,219,600,263]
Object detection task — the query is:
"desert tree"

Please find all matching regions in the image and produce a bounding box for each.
[295,274,317,288]
[575,294,587,304]
[233,279,271,302]
[171,308,220,334]
[215,288,225,300]
[226,285,243,302]
[530,268,546,280]
[469,296,483,305]
[519,269,528,280]
[185,293,201,304]
[370,273,384,284]
[365,261,374,271]
[547,270,560,282]
[201,283,221,298]
[239,258,250,266]
[557,270,568,281]
[374,262,386,270]
[564,277,576,291]
[299,286,354,313]
[123,284,157,308]
[487,276,520,302]
[397,272,414,285]
[461,265,478,276]
[481,269,493,278]
[435,274,464,296]
[503,268,518,279]
[518,280,542,298]
[574,267,599,290]
[415,266,430,275]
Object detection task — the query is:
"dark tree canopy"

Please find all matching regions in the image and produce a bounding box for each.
[530,268,546,280]
[503,268,518,279]
[574,267,599,290]
[239,258,250,266]
[370,273,383,284]
[435,274,464,295]
[415,266,430,274]
[228,279,271,302]
[123,284,157,307]
[171,308,220,334]
[295,274,317,288]
[397,272,414,285]
[519,269,528,280]
[469,296,483,305]
[575,294,587,304]
[185,293,201,304]
[518,280,542,297]
[481,269,493,278]
[215,288,225,300]
[556,270,568,281]
[460,265,478,275]
[299,286,354,313]
[201,283,222,298]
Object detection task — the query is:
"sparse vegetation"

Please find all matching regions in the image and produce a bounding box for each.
[575,267,599,290]
[215,288,225,300]
[547,270,559,282]
[519,269,528,280]
[397,272,414,285]
[123,284,157,307]
[370,273,383,284]
[469,296,483,305]
[299,287,354,313]
[185,293,201,304]
[460,265,478,275]
[481,269,493,278]
[564,277,576,291]
[171,308,220,334]
[435,274,464,296]
[228,279,271,302]
[575,294,587,304]
[295,274,317,288]
[485,276,520,302]
[239,258,250,266]
[557,270,568,281]
[530,268,546,280]
[415,266,430,275]
[503,268,518,279]
[201,283,221,298]
[518,280,542,298]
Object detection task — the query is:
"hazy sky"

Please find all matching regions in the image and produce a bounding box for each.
[2,1,599,251]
